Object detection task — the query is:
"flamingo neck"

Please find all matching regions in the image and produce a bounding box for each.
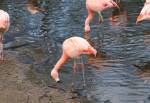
[53,52,68,71]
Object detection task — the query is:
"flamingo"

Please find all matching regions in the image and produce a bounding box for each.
[85,0,119,33]
[0,10,10,60]
[136,0,150,24]
[51,36,97,83]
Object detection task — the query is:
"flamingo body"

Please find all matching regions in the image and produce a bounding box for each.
[85,0,119,33]
[86,0,116,12]
[63,37,96,58]
[0,10,10,60]
[136,0,150,23]
[0,10,10,32]
[51,36,97,82]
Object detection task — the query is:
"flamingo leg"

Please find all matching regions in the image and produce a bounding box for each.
[98,11,104,23]
[0,35,3,61]
[73,58,77,73]
[71,58,77,88]
[80,56,86,87]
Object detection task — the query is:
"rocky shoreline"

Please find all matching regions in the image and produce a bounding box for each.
[0,51,94,103]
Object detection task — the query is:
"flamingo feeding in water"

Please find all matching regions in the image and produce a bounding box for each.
[136,0,150,24]
[85,0,119,33]
[0,10,10,60]
[51,36,97,83]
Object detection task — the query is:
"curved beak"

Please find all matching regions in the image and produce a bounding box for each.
[136,14,143,24]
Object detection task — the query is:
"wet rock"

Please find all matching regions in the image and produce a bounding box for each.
[4,39,30,50]
[148,95,150,101]
[104,100,112,103]
[0,51,93,103]
[143,95,150,103]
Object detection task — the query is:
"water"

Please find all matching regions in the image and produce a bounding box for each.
[1,0,150,103]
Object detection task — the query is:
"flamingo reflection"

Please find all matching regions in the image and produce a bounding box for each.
[27,0,45,14]
[109,3,128,27]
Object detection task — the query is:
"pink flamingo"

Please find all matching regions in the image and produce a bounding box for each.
[51,36,97,82]
[136,0,150,24]
[0,10,10,60]
[85,0,119,33]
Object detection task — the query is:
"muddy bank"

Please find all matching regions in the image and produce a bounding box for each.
[0,50,93,103]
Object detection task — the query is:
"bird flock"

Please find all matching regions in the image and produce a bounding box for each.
[0,0,149,83]
[51,0,150,83]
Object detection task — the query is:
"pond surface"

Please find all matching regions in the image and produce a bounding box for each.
[1,0,150,103]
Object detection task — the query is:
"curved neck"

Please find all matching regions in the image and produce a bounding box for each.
[53,52,68,71]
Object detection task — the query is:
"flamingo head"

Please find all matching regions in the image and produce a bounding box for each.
[103,0,119,10]
[136,14,143,24]
[82,46,97,56]
[88,46,97,57]
[136,14,150,24]
[84,24,91,34]
[51,69,60,82]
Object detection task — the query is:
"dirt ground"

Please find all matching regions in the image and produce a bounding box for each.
[0,51,86,103]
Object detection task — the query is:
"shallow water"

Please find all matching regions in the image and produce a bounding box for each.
[1,0,150,103]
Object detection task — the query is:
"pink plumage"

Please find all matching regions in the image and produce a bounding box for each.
[0,10,10,60]
[136,0,150,24]
[0,10,10,32]
[85,0,119,33]
[51,36,97,82]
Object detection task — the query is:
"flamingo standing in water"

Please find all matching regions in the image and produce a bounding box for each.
[51,36,97,83]
[0,10,10,60]
[136,0,150,24]
[85,0,119,33]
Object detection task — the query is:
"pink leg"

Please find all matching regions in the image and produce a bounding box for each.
[71,58,77,88]
[73,58,77,73]
[80,56,86,87]
[98,11,104,23]
[0,35,3,61]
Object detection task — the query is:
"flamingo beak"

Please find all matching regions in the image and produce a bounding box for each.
[136,14,143,24]
[55,77,60,82]
[94,49,97,57]
[94,50,97,57]
[91,47,97,57]
[87,46,97,57]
